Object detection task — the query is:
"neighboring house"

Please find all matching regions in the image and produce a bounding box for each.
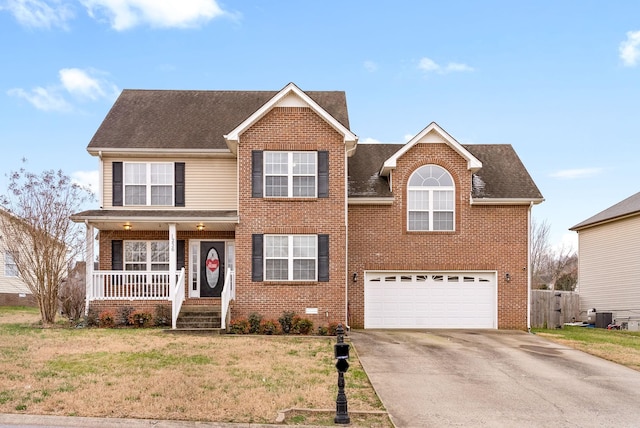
[0,211,34,306]
[71,83,543,330]
[570,191,640,324]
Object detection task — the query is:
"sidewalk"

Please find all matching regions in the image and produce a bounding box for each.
[0,414,322,428]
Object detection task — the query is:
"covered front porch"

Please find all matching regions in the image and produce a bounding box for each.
[70,210,238,329]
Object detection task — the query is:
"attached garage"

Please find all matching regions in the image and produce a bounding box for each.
[364,271,497,329]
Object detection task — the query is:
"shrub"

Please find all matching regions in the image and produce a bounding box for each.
[98,310,116,328]
[317,325,329,336]
[294,317,314,335]
[260,319,281,335]
[328,322,340,336]
[248,312,263,334]
[278,310,297,334]
[228,318,250,334]
[58,274,86,322]
[128,310,153,327]
[85,307,99,327]
[117,305,135,326]
[154,305,171,327]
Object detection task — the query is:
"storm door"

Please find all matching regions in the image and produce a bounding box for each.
[200,241,225,298]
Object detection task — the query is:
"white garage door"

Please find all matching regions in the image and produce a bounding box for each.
[364,271,497,329]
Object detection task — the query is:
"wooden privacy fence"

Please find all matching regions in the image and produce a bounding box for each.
[530,290,580,329]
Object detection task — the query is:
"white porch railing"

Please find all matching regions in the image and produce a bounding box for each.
[90,270,178,300]
[89,268,233,330]
[171,268,186,330]
[221,269,236,329]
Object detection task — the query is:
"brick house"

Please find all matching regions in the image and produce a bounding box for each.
[71,83,543,330]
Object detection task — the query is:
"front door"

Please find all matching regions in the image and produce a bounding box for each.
[200,241,225,297]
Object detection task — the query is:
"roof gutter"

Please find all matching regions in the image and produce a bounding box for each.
[471,197,545,206]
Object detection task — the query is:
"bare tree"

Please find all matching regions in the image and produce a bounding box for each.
[0,167,92,326]
[531,218,553,288]
[530,218,578,290]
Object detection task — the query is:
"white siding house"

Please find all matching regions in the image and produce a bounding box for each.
[0,214,33,305]
[571,191,640,325]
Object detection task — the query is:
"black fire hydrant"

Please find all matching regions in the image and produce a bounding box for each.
[334,323,350,424]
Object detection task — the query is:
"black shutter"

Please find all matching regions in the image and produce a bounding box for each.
[318,234,329,282]
[112,240,123,270]
[177,240,185,269]
[318,151,329,198]
[175,163,185,207]
[252,150,263,198]
[252,234,263,282]
[112,162,123,206]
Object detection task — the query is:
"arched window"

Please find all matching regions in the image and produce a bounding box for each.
[407,165,455,231]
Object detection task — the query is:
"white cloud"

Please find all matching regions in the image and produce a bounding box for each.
[418,57,440,72]
[1,0,74,29]
[549,168,603,179]
[363,60,378,72]
[446,62,474,72]
[80,0,225,30]
[418,57,474,74]
[59,68,119,101]
[72,169,98,192]
[8,67,119,112]
[619,30,640,67]
[7,86,72,112]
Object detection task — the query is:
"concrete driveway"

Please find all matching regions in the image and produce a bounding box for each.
[349,330,640,427]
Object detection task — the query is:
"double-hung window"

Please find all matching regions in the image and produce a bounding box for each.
[265,235,317,281]
[124,162,174,206]
[124,241,170,271]
[407,165,455,231]
[4,252,18,277]
[264,152,317,198]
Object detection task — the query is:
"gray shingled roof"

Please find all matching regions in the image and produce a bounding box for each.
[570,191,640,230]
[88,89,350,151]
[347,143,543,200]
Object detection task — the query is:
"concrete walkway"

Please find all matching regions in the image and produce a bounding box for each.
[0,414,321,428]
[349,329,640,427]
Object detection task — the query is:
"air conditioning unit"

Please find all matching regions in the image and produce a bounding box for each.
[628,320,640,332]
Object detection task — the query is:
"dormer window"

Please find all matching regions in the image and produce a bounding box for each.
[407,165,455,231]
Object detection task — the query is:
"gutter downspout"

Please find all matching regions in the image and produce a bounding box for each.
[527,201,533,332]
[344,147,350,331]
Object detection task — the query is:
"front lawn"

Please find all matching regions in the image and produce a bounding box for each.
[534,326,640,371]
[0,307,390,426]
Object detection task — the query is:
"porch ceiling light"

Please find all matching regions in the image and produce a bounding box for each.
[196,224,205,231]
[123,224,132,231]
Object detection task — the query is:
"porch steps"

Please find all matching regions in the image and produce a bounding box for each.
[174,305,223,331]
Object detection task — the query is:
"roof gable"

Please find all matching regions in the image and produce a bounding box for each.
[224,82,358,155]
[380,122,482,176]
[571,191,640,230]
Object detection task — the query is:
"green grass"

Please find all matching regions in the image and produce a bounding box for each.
[533,326,640,349]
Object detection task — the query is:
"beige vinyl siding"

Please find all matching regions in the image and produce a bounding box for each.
[0,247,30,294]
[102,157,237,210]
[578,215,640,318]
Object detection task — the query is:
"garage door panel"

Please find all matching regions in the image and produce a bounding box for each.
[365,271,496,329]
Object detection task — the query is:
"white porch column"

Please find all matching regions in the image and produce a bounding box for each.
[84,221,94,315]
[169,223,177,292]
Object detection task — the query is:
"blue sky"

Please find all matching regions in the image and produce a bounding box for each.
[1,0,640,251]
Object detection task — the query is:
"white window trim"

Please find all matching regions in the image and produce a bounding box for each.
[407,166,455,232]
[123,162,174,206]
[264,234,318,281]
[124,241,170,271]
[264,151,317,198]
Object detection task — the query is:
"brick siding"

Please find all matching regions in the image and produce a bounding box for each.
[234,107,347,328]
[347,143,529,329]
